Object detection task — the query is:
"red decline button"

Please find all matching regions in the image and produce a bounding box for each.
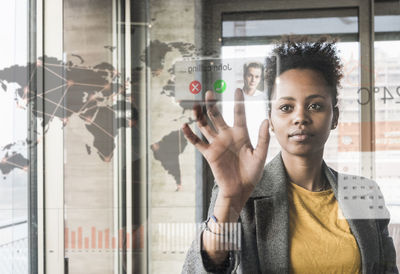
[189,80,202,94]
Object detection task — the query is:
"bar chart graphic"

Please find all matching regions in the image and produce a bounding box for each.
[64,226,144,252]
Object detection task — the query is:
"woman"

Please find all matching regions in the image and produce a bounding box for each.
[181,39,398,273]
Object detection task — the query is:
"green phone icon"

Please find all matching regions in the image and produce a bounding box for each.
[214,80,227,93]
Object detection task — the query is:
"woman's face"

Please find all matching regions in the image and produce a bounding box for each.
[269,69,338,157]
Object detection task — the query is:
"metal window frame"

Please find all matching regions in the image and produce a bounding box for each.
[221,8,359,46]
[41,0,65,273]
[30,0,65,272]
[115,0,150,273]
[374,2,400,42]
[28,0,39,273]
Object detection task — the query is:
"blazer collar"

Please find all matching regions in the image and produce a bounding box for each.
[251,152,339,198]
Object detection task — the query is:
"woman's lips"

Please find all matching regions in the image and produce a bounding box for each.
[289,134,311,141]
[288,130,313,141]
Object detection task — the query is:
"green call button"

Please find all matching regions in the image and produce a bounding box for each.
[213,80,227,93]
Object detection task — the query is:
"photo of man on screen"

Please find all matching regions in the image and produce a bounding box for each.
[243,62,264,96]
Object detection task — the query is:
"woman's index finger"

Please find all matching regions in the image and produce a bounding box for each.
[233,88,247,128]
[205,90,228,130]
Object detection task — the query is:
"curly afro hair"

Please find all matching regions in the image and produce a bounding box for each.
[266,36,343,110]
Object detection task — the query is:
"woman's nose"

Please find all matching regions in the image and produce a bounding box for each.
[293,108,311,125]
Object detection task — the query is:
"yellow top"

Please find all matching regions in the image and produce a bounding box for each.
[288,181,361,274]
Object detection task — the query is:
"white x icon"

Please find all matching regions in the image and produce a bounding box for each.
[191,83,199,92]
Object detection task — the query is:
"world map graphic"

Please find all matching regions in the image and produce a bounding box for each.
[0,40,214,188]
[0,55,135,176]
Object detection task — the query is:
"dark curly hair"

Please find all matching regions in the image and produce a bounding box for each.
[266,36,343,110]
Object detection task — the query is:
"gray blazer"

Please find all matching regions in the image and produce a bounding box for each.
[182,153,398,274]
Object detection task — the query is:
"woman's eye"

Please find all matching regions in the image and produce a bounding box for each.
[279,105,292,112]
[308,103,322,110]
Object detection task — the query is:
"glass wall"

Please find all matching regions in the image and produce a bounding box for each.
[62,0,147,273]
[0,0,30,273]
[2,0,400,273]
[147,1,199,272]
[220,10,361,171]
[374,3,400,266]
[62,0,119,271]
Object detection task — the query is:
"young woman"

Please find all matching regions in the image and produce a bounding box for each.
[181,39,398,273]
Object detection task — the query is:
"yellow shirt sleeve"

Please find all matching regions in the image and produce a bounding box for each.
[288,182,361,274]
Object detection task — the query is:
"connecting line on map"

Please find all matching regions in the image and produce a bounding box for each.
[27,61,129,143]
[1,157,28,171]
[48,86,71,122]
[77,86,125,114]
[36,93,77,115]
[77,93,102,114]
[73,82,108,88]
[78,113,115,140]
[28,64,38,84]
[43,65,67,82]
[36,93,115,140]
[35,110,57,120]
[41,84,68,96]
[82,104,99,112]
[96,149,112,162]
[44,61,119,76]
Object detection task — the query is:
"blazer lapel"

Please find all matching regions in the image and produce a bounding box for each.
[251,153,290,273]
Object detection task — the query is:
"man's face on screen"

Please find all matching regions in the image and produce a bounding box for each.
[244,67,262,94]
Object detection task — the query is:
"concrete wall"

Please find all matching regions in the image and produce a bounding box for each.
[64,0,115,273]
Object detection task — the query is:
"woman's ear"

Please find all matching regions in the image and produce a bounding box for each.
[331,107,339,129]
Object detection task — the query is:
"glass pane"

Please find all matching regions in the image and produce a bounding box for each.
[221,13,361,175]
[374,12,400,266]
[221,46,273,150]
[147,3,201,274]
[30,1,400,272]
[223,17,358,37]
[149,6,364,273]
[60,0,148,271]
[62,1,131,273]
[0,0,30,273]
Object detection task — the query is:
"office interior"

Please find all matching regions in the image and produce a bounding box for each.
[1,0,400,273]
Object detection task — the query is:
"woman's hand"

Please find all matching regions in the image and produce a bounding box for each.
[182,89,270,205]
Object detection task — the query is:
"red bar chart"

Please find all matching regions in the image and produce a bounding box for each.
[65,226,144,251]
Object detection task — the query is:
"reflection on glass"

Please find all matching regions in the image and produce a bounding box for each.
[374,39,400,216]
[223,17,358,37]
[373,13,400,266]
